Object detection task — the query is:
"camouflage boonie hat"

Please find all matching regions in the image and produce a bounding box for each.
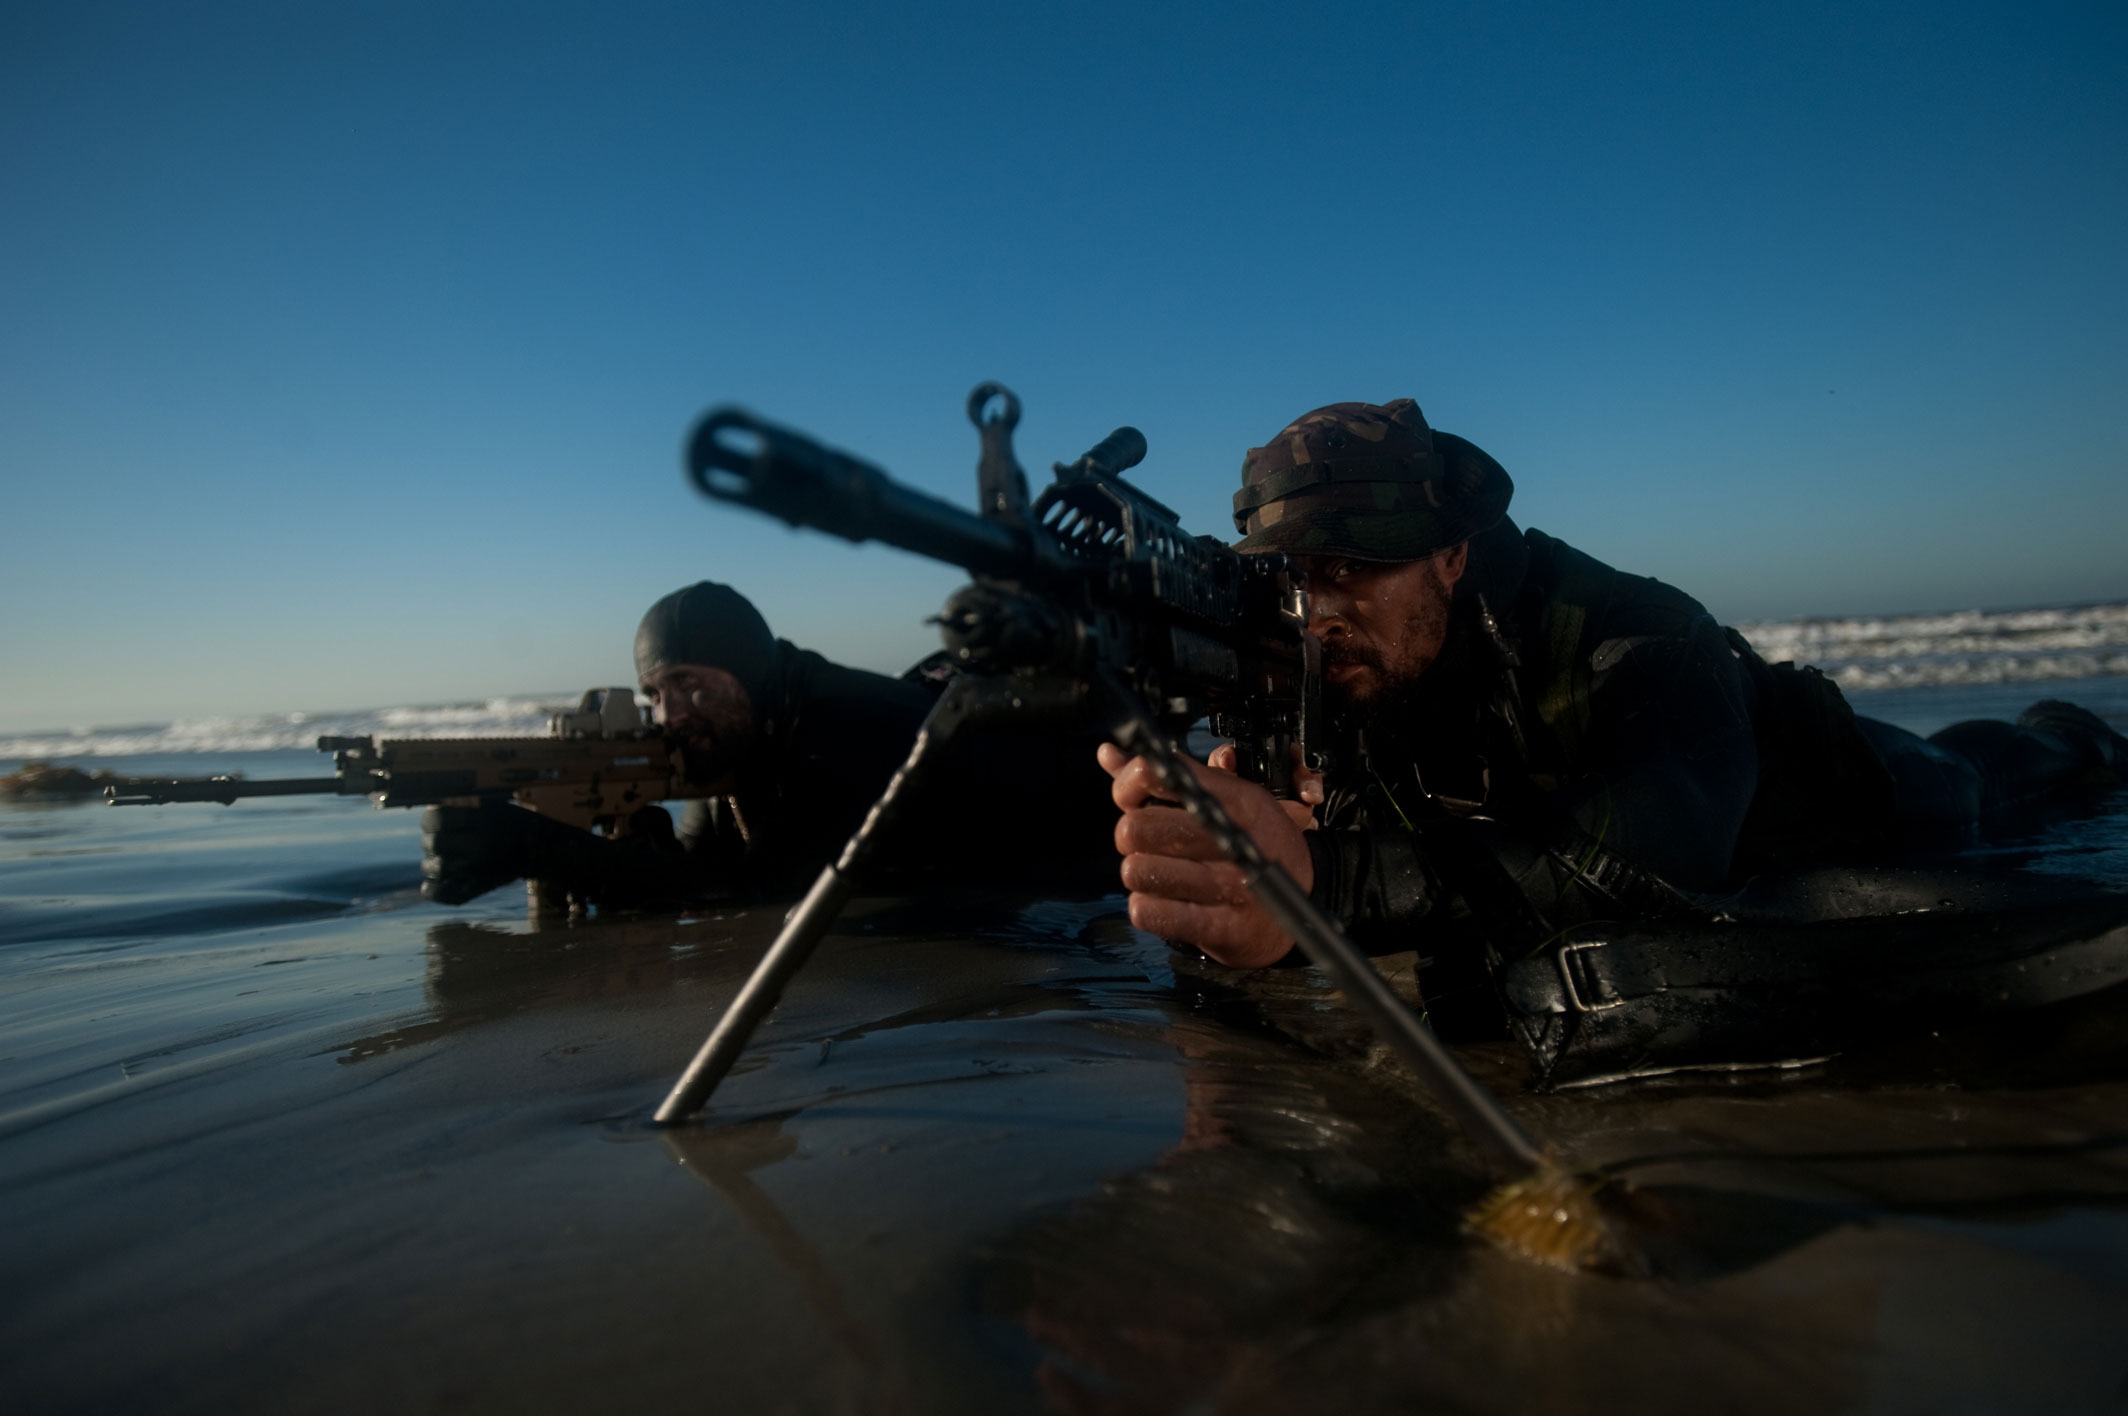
[1231,399,1512,561]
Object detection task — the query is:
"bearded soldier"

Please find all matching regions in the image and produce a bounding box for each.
[424,581,1110,906]
[1103,399,2128,1011]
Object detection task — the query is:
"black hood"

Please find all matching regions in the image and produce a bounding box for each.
[633,582,780,709]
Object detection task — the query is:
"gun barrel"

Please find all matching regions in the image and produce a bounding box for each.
[687,408,1032,580]
[1065,426,1148,480]
[105,776,348,806]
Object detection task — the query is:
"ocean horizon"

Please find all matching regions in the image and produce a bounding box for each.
[7,599,2128,762]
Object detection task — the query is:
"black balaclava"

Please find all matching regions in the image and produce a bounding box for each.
[633,582,779,707]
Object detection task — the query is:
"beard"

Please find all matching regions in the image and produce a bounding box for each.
[1326,665,1426,740]
[1320,640,1386,724]
[679,725,754,790]
[1320,637,1387,688]
[1321,595,1454,739]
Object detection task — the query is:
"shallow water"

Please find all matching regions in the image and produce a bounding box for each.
[5,692,2128,1412]
[1847,672,2128,740]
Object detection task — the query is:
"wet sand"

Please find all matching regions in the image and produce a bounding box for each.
[5,769,2128,1412]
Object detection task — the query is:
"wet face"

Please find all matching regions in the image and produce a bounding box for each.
[1291,544,1469,713]
[638,662,756,786]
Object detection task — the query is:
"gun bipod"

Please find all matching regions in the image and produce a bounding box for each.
[649,668,1542,1184]
[651,673,1082,1124]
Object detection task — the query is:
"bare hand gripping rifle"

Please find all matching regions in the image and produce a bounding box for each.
[651,384,1546,1186]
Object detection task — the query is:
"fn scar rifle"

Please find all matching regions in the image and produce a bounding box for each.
[652,384,1551,1200]
[105,690,703,909]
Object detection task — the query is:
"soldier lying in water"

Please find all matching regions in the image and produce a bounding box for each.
[1104,399,2128,1001]
[422,580,1113,906]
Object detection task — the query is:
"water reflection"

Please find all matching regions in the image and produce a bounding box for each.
[326,884,2128,1413]
[979,1003,1477,1412]
[985,1063,2128,1415]
[984,947,2128,1412]
[663,1118,914,1413]
[339,911,745,1062]
[2002,794,2128,888]
[334,890,1152,1070]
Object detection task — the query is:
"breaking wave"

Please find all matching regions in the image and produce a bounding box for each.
[1734,602,2128,693]
[0,697,577,760]
[8,601,2128,758]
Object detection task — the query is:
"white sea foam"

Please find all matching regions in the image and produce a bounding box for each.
[8,601,2128,759]
[1733,602,2128,694]
[0,697,573,761]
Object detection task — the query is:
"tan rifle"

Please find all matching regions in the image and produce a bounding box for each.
[104,688,702,836]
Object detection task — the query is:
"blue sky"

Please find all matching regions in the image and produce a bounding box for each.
[3,0,2124,731]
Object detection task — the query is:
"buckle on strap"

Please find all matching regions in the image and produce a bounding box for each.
[1556,937,1632,1013]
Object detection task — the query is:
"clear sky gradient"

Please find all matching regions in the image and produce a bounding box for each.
[4,1,2124,731]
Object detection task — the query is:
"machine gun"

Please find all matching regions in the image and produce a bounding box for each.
[104,688,697,836]
[687,383,1326,792]
[652,385,1550,1204]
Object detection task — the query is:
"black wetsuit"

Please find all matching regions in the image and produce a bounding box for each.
[667,643,941,896]
[567,642,1114,905]
[1302,521,2125,1002]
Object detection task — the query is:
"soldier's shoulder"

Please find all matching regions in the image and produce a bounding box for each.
[1518,527,1712,639]
[778,642,934,727]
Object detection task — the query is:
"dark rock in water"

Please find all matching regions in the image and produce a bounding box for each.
[0,760,121,799]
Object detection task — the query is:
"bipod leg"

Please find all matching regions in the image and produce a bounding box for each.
[1099,672,1544,1176]
[652,677,995,1125]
